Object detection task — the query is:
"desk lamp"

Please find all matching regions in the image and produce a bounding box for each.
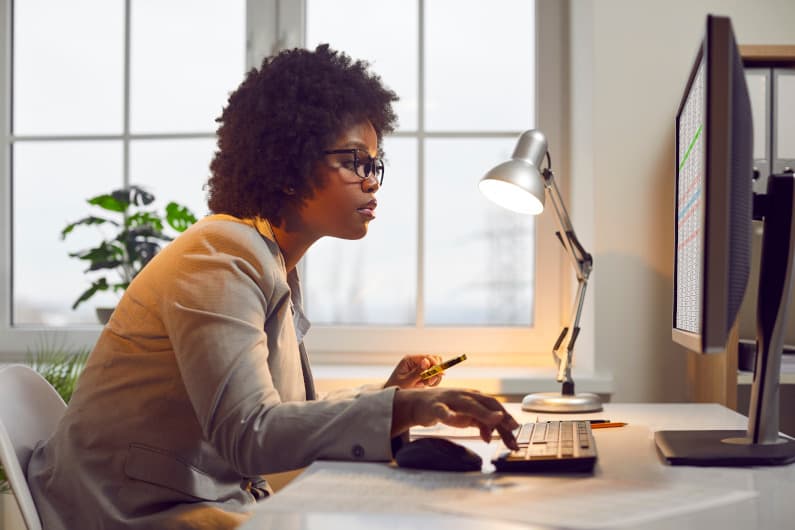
[479,129,601,412]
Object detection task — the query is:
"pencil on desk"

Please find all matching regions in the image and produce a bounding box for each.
[589,422,627,429]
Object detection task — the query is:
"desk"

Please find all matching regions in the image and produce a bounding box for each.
[240,403,795,530]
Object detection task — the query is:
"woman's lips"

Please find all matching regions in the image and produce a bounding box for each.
[357,200,377,219]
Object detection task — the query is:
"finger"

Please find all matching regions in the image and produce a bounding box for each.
[421,373,442,387]
[395,356,415,376]
[495,422,519,450]
[448,393,508,427]
[416,355,440,376]
[462,392,520,430]
[430,402,481,428]
[440,396,506,431]
[479,424,490,443]
[430,393,518,447]
[499,410,520,431]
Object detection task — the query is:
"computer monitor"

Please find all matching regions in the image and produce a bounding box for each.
[671,15,752,354]
[656,14,795,466]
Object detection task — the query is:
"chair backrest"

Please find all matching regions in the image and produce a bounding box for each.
[0,365,67,530]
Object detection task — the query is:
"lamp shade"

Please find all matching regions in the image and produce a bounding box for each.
[479,129,548,215]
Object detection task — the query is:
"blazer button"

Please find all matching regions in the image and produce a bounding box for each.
[351,444,365,459]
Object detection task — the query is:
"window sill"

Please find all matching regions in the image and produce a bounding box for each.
[311,364,614,397]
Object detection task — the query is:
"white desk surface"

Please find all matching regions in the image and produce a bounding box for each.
[239,403,795,530]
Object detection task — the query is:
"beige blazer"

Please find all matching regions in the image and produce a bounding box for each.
[27,215,397,530]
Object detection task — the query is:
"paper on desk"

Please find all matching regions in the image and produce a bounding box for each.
[256,461,541,514]
[429,477,758,529]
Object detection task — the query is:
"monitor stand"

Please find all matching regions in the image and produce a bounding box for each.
[656,172,795,466]
[655,430,795,466]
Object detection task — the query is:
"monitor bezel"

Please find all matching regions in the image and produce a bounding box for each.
[672,15,734,354]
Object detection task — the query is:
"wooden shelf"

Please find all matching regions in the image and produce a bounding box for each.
[741,45,795,66]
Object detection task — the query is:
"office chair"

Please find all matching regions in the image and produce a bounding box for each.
[0,365,67,530]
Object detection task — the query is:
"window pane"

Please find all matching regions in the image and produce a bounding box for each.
[306,0,418,132]
[130,0,246,133]
[130,138,214,219]
[13,0,124,135]
[425,0,534,131]
[424,138,534,325]
[13,141,124,326]
[305,137,418,325]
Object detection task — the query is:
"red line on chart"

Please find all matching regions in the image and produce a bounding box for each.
[678,228,700,250]
[678,176,701,209]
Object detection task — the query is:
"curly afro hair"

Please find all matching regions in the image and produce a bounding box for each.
[207,44,399,223]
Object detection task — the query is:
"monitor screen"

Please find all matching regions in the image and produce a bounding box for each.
[675,59,706,336]
[671,14,752,354]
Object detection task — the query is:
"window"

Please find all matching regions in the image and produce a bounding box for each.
[0,0,245,353]
[1,0,567,366]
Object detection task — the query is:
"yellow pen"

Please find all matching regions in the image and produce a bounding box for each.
[419,354,467,381]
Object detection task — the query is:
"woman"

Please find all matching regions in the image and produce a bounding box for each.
[27,44,518,530]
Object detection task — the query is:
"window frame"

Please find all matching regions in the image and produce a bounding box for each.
[0,0,587,373]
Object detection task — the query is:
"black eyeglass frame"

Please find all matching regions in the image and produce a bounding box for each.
[322,149,385,186]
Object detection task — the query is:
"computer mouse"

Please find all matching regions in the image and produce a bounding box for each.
[395,438,483,472]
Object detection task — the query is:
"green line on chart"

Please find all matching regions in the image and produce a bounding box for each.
[679,124,703,171]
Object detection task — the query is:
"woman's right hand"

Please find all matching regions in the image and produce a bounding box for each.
[391,388,519,450]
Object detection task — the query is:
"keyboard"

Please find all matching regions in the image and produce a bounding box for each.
[492,420,598,473]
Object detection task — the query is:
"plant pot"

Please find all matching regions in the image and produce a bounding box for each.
[95,307,115,324]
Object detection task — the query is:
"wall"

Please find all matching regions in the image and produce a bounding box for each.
[570,0,795,402]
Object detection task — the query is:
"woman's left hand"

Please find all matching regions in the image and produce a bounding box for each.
[384,354,443,389]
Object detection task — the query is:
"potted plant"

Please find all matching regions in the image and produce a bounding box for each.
[60,185,197,323]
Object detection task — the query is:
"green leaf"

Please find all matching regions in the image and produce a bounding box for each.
[127,211,164,232]
[60,216,116,239]
[88,193,128,212]
[129,185,156,206]
[86,259,125,272]
[69,241,125,265]
[72,278,110,309]
[128,226,171,242]
[166,202,198,232]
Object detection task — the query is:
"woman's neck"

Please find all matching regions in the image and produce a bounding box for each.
[269,220,318,272]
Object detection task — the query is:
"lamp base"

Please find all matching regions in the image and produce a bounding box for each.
[521,391,603,413]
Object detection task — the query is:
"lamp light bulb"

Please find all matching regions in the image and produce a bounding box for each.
[478,178,543,215]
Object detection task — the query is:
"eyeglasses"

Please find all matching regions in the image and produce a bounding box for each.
[323,149,385,187]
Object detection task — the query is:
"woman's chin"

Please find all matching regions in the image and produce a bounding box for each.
[331,223,369,241]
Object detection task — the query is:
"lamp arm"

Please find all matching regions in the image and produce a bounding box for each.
[542,169,594,387]
[543,170,593,279]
